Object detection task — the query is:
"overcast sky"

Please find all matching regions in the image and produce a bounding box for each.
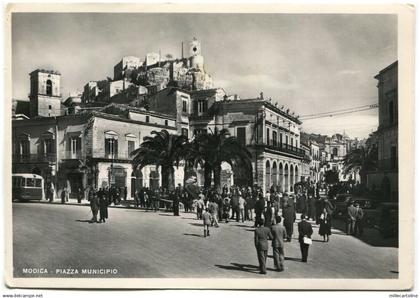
[12,13,397,139]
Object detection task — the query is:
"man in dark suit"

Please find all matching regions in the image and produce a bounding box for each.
[271,215,287,271]
[298,214,313,262]
[254,219,273,274]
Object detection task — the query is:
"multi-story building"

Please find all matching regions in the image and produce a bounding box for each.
[188,94,304,193]
[367,61,398,201]
[13,69,180,199]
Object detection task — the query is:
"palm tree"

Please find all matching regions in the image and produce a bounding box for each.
[130,130,188,191]
[343,146,378,185]
[192,128,252,191]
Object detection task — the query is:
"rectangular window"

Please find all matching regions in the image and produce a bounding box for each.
[285,135,288,146]
[105,138,118,159]
[280,133,283,146]
[291,137,294,147]
[165,120,168,126]
[181,128,189,137]
[26,178,35,187]
[272,131,277,146]
[35,179,42,188]
[128,140,135,154]
[266,128,270,145]
[182,101,187,113]
[237,127,246,146]
[44,139,54,155]
[21,140,30,157]
[70,137,81,158]
[145,116,150,123]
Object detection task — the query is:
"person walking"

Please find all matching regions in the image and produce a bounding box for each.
[98,188,109,223]
[61,187,66,204]
[89,188,100,223]
[254,219,273,274]
[231,190,240,221]
[197,192,205,220]
[354,202,364,236]
[346,201,358,235]
[172,191,180,216]
[77,187,83,203]
[254,194,265,228]
[238,191,246,223]
[208,200,219,228]
[48,182,55,203]
[222,193,230,223]
[282,195,296,242]
[318,208,332,242]
[271,215,287,272]
[298,214,313,262]
[202,208,212,237]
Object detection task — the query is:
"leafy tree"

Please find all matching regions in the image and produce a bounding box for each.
[130,130,188,190]
[191,128,252,191]
[343,146,377,185]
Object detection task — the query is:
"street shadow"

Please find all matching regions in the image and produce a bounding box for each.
[183,233,203,238]
[245,229,255,232]
[311,239,325,243]
[215,263,264,274]
[189,223,204,227]
[231,224,252,228]
[75,219,95,224]
[331,218,398,248]
[285,257,302,262]
[158,214,175,217]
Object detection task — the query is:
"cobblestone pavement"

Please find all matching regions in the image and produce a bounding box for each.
[12,202,398,278]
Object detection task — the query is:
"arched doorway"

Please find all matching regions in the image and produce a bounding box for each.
[279,163,283,192]
[131,171,137,198]
[284,164,289,193]
[265,160,271,191]
[271,161,277,188]
[290,166,294,192]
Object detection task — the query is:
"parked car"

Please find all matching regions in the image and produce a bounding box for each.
[331,193,352,217]
[352,197,379,227]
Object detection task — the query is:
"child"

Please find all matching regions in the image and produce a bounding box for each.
[202,208,212,237]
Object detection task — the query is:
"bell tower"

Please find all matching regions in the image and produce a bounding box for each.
[29,69,62,118]
[189,37,201,56]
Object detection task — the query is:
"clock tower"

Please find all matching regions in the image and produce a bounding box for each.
[29,69,62,118]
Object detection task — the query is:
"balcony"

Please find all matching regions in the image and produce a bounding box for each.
[12,153,56,163]
[251,142,305,158]
[63,150,84,160]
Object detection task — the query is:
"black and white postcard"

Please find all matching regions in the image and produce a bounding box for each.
[4,3,415,290]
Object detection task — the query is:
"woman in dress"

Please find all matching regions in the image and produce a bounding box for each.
[318,207,332,242]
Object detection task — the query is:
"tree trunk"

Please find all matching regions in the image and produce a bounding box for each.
[162,165,175,191]
[213,163,222,193]
[204,162,212,189]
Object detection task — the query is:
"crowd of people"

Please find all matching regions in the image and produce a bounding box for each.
[51,178,366,274]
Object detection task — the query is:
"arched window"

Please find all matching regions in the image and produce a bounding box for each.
[265,160,271,191]
[332,147,338,156]
[46,80,52,96]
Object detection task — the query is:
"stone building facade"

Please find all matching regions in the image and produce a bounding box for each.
[12,103,180,199]
[367,61,398,201]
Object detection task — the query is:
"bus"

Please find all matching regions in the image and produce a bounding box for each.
[12,174,44,201]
